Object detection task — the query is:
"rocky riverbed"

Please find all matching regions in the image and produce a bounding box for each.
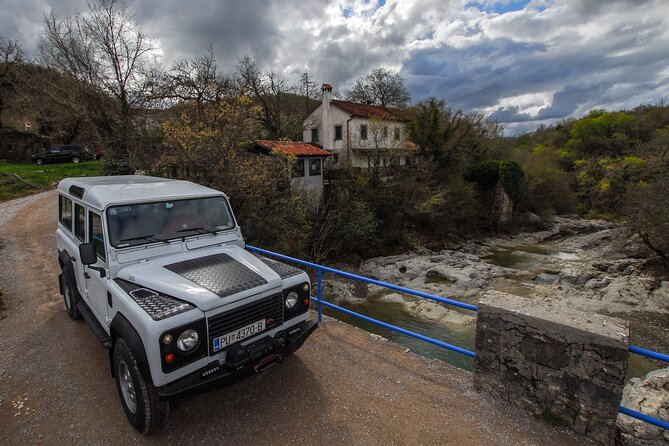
[325,215,668,329]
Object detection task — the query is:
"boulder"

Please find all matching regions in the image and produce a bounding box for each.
[617,367,669,445]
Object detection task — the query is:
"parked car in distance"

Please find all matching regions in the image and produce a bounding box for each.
[31,144,93,165]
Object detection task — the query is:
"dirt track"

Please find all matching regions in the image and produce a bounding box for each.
[0,192,590,445]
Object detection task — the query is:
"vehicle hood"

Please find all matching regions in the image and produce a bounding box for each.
[115,244,283,312]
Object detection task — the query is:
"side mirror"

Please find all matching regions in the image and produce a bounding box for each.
[79,243,98,265]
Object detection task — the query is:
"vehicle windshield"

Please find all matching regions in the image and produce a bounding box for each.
[107,196,235,248]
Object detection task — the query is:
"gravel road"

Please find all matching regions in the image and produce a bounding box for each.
[0,192,591,445]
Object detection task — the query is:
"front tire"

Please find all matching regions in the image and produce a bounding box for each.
[113,338,169,433]
[62,272,81,320]
[72,155,81,163]
[36,158,45,165]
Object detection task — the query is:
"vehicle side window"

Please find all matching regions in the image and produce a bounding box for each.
[89,212,106,262]
[74,204,86,242]
[59,195,73,231]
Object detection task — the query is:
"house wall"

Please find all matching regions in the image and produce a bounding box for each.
[303,107,407,169]
[348,117,406,169]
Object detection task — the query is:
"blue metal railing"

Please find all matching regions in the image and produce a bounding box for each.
[247,245,476,358]
[247,245,667,432]
[629,345,669,363]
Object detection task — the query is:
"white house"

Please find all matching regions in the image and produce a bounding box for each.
[303,84,408,169]
[253,140,332,206]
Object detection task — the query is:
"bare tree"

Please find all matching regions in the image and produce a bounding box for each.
[345,67,410,109]
[236,54,296,139]
[299,71,317,117]
[156,42,231,109]
[625,175,669,267]
[0,36,25,126]
[39,0,156,160]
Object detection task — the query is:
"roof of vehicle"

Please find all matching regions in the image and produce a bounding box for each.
[57,175,227,209]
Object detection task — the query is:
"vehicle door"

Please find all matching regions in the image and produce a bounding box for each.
[48,147,62,162]
[59,147,72,162]
[84,210,110,325]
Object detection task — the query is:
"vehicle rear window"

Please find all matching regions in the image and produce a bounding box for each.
[59,195,73,231]
[75,204,86,242]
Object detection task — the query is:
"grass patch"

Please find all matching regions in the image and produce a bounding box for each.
[0,161,103,202]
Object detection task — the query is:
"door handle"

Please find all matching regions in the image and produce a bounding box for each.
[84,271,91,279]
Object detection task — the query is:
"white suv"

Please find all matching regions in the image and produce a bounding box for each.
[56,175,316,433]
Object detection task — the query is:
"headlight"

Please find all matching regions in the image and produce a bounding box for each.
[177,329,199,352]
[285,291,299,309]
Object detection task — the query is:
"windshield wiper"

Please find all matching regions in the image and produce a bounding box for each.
[175,227,218,235]
[119,234,169,244]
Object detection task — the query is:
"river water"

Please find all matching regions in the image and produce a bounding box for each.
[322,243,658,381]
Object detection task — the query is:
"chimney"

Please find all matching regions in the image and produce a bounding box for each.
[321,83,333,150]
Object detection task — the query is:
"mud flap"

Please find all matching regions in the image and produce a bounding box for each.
[58,273,64,296]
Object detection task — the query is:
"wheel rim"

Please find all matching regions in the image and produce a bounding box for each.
[73,157,80,163]
[37,159,43,165]
[118,360,137,413]
[63,281,72,310]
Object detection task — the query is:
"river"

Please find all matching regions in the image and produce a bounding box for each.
[318,219,666,382]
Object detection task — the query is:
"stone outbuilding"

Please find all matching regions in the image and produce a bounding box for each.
[252,140,332,206]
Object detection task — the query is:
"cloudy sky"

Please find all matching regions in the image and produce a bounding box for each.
[2,0,668,134]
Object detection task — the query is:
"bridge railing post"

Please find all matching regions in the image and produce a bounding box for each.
[317,268,323,323]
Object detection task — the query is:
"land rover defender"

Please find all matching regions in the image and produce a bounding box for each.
[56,175,316,432]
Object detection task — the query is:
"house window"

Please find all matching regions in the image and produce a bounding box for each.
[394,127,401,141]
[335,125,342,141]
[58,195,72,231]
[311,128,319,144]
[293,158,305,177]
[89,211,106,262]
[75,203,86,242]
[309,158,322,176]
[360,124,368,140]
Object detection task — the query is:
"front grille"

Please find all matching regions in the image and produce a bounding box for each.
[207,293,284,354]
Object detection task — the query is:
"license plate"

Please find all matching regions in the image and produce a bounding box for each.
[212,319,266,352]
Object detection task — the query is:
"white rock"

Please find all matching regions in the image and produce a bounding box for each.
[617,367,669,445]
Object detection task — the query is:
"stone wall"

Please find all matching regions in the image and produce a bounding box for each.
[473,291,629,445]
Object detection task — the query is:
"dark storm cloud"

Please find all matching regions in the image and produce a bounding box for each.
[135,0,281,68]
[1,0,668,133]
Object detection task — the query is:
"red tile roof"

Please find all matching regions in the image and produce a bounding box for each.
[331,100,407,122]
[254,140,333,157]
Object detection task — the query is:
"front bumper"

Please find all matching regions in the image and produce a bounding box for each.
[156,319,317,400]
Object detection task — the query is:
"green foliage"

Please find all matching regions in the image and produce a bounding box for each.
[407,97,500,169]
[466,160,524,201]
[513,153,576,216]
[569,111,636,155]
